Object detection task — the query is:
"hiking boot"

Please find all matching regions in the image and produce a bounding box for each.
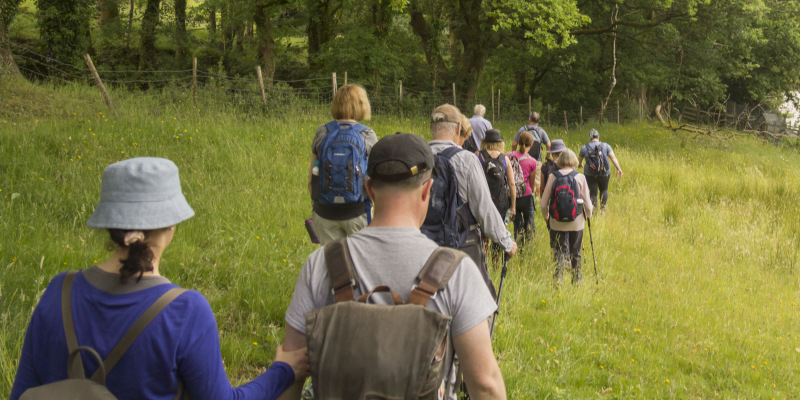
[572,269,583,285]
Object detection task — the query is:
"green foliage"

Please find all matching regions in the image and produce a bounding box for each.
[34,0,93,68]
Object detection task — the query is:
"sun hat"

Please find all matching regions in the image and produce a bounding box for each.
[87,157,195,230]
[431,104,463,124]
[367,133,434,182]
[483,129,504,143]
[547,139,566,154]
[589,129,600,139]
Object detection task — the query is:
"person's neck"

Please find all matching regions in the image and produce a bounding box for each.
[369,198,422,229]
[96,247,162,277]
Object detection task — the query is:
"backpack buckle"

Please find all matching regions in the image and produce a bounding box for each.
[331,279,357,296]
[411,284,438,300]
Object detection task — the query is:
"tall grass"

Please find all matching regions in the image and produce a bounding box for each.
[1,80,800,398]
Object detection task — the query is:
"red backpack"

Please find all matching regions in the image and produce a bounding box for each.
[549,171,583,222]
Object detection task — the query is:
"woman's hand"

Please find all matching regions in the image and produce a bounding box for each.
[275,344,309,381]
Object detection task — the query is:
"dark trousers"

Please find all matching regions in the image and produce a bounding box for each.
[459,228,497,300]
[585,174,610,209]
[553,230,583,271]
[513,195,535,247]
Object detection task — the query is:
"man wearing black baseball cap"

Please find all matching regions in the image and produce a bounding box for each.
[280,133,506,400]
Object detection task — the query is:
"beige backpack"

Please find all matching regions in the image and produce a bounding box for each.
[20,270,186,400]
[305,239,465,400]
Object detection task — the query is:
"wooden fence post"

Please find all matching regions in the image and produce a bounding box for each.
[83,54,114,111]
[256,66,267,108]
[600,101,604,123]
[617,99,620,124]
[528,95,531,114]
[491,85,495,122]
[547,104,551,124]
[580,106,583,127]
[452,83,456,107]
[332,72,337,97]
[564,110,568,132]
[497,89,501,121]
[192,57,197,107]
[344,71,347,86]
[399,79,403,120]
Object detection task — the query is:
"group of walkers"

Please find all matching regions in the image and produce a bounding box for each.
[9,84,623,400]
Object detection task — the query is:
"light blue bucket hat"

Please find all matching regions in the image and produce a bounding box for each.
[87,157,194,230]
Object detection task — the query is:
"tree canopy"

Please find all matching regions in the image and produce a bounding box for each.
[3,0,799,113]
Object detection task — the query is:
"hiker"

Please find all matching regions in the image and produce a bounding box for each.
[578,129,624,210]
[477,129,516,260]
[308,84,378,245]
[10,157,308,400]
[540,149,593,286]
[422,104,517,299]
[513,111,551,196]
[540,139,566,253]
[469,104,493,150]
[278,133,507,400]
[507,130,537,246]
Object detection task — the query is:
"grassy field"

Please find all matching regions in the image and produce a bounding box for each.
[2,76,800,399]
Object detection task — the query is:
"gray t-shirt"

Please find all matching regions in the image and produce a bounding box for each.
[579,141,613,177]
[514,125,550,161]
[311,121,378,220]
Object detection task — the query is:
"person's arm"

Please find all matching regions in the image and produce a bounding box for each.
[453,322,506,400]
[579,175,593,219]
[577,156,584,169]
[276,326,308,400]
[540,174,554,220]
[308,154,318,197]
[504,155,516,213]
[609,151,623,177]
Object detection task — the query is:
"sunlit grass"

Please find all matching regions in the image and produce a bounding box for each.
[2,82,800,397]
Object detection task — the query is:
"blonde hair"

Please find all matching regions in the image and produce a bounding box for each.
[481,140,505,153]
[516,131,533,152]
[556,149,579,168]
[331,84,371,121]
[460,115,472,140]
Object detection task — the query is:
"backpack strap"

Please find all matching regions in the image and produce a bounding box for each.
[91,287,187,384]
[61,270,84,379]
[323,238,359,303]
[479,150,490,166]
[407,248,466,306]
[438,145,463,160]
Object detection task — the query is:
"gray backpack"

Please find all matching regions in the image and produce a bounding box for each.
[20,270,186,400]
[305,239,466,400]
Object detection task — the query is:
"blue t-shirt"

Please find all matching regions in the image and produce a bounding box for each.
[10,268,294,400]
[579,141,613,177]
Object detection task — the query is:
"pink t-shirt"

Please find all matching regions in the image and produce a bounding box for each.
[508,151,537,197]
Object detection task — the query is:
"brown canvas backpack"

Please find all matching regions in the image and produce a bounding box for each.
[305,239,466,400]
[20,270,186,400]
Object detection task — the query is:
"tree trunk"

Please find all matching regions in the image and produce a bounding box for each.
[371,0,390,39]
[451,0,494,103]
[208,6,216,36]
[126,0,135,46]
[601,5,619,117]
[408,0,444,88]
[139,0,161,71]
[1,0,22,76]
[307,0,336,72]
[97,0,119,26]
[253,0,274,85]
[174,0,187,60]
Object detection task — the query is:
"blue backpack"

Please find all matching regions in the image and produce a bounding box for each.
[421,146,472,248]
[318,121,369,205]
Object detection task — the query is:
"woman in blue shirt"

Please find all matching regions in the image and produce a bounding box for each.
[10,157,307,400]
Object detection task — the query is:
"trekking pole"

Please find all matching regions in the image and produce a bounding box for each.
[490,252,510,338]
[577,199,599,285]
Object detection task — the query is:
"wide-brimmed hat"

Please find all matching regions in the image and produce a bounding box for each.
[547,139,566,154]
[431,104,463,124]
[483,129,504,143]
[87,157,195,230]
[368,133,434,182]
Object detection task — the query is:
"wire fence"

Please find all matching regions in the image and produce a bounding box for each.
[9,42,797,137]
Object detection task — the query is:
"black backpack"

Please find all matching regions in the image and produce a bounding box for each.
[479,150,510,217]
[20,271,186,400]
[525,126,543,160]
[462,135,478,153]
[549,170,583,222]
[421,147,472,248]
[584,142,610,177]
